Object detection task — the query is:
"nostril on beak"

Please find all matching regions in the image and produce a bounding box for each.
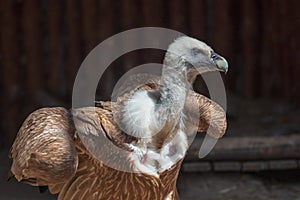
[210,51,221,60]
[211,52,218,60]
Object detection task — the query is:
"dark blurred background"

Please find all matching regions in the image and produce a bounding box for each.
[0,0,300,199]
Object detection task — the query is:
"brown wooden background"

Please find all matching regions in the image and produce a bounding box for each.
[0,0,299,147]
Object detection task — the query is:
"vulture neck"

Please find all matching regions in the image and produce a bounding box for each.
[158,56,190,121]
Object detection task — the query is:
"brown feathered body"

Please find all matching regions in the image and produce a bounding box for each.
[61,137,182,200]
[9,36,228,200]
[9,88,226,200]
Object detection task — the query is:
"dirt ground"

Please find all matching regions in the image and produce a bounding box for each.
[1,149,300,200]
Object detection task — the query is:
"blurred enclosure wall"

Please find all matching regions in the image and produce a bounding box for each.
[0,0,299,145]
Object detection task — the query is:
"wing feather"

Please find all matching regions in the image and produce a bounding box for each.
[184,91,227,138]
[9,107,78,186]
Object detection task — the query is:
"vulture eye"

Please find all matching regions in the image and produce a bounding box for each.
[191,48,204,56]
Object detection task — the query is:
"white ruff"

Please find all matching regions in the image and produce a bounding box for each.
[121,90,161,141]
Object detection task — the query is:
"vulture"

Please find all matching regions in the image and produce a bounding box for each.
[9,36,228,200]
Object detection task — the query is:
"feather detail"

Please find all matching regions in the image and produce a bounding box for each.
[9,107,78,186]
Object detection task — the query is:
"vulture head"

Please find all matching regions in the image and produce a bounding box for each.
[163,36,228,83]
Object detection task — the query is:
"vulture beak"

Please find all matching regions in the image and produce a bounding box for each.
[211,51,228,74]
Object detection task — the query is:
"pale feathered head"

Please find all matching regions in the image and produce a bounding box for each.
[164,36,228,77]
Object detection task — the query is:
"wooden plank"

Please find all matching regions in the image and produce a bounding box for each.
[276,0,300,102]
[97,0,117,99]
[186,134,300,161]
[98,0,116,40]
[142,0,165,27]
[97,0,120,99]
[211,0,238,91]
[213,161,241,172]
[278,0,290,100]
[121,0,140,31]
[188,0,206,39]
[22,0,43,95]
[241,0,260,97]
[183,160,300,172]
[81,0,98,53]
[66,0,82,102]
[0,0,21,144]
[286,0,300,102]
[168,0,188,33]
[242,161,269,172]
[269,160,298,171]
[48,0,65,99]
[182,162,212,172]
[260,0,281,98]
[74,0,99,103]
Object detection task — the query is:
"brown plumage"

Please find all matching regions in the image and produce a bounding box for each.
[9,107,78,187]
[9,92,225,200]
[9,36,228,199]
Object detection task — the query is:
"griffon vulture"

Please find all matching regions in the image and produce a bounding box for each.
[9,36,228,200]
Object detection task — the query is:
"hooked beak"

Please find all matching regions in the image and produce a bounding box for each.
[211,51,228,74]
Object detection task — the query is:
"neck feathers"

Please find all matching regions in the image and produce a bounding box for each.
[159,58,189,120]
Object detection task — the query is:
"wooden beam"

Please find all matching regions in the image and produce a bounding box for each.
[186,134,300,161]
[182,159,300,172]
